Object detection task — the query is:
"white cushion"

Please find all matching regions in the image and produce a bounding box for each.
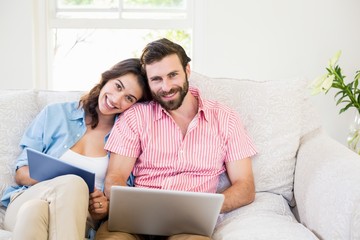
[0,90,38,205]
[37,90,84,110]
[190,72,321,203]
[214,193,318,239]
[0,206,6,232]
[0,229,11,240]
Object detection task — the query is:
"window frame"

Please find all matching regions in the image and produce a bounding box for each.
[34,0,195,90]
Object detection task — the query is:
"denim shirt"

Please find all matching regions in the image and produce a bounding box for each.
[1,101,133,207]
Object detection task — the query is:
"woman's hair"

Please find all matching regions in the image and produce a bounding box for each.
[79,58,151,129]
[140,38,191,72]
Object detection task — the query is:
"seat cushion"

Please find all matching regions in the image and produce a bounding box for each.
[214,213,318,240]
[0,230,11,240]
[213,192,318,240]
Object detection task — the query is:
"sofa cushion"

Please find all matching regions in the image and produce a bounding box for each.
[214,214,317,240]
[37,90,84,110]
[0,90,38,205]
[213,192,318,239]
[190,72,321,203]
[0,206,6,233]
[0,229,11,240]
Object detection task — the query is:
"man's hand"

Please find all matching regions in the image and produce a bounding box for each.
[103,153,137,198]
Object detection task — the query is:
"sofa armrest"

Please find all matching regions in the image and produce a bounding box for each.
[294,129,360,240]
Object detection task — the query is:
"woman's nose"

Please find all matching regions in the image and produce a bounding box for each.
[113,92,124,105]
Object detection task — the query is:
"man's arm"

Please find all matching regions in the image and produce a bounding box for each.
[103,152,137,199]
[220,157,255,213]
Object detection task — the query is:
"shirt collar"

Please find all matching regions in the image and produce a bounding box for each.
[153,86,208,121]
[69,102,85,121]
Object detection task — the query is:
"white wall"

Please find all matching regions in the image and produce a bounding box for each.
[0,0,34,89]
[193,0,360,146]
[1,0,360,146]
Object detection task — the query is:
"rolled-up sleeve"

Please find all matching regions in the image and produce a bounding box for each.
[105,107,141,158]
[225,110,257,162]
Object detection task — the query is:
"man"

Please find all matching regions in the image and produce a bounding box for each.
[96,38,257,240]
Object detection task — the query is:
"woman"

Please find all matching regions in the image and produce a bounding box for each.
[1,58,152,240]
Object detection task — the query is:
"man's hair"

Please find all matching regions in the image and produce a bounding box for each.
[140,38,191,71]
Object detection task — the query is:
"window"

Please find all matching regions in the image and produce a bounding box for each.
[43,0,193,90]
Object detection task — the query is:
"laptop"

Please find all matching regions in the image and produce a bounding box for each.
[108,186,224,237]
[27,148,95,192]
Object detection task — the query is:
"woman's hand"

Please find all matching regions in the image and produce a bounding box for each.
[15,166,39,186]
[89,188,109,220]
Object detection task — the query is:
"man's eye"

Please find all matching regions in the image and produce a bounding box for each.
[169,73,177,78]
[151,77,161,82]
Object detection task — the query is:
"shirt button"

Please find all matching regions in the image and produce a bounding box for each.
[79,122,83,126]
[64,145,68,149]
[77,134,80,137]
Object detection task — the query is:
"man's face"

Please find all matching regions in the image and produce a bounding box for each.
[145,54,189,111]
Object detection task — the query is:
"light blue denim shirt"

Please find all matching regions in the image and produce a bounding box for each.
[1,101,133,207]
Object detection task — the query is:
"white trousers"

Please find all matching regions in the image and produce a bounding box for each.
[4,175,89,240]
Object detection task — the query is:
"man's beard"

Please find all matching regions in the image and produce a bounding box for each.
[151,75,189,111]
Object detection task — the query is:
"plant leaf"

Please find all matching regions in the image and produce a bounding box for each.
[336,95,348,105]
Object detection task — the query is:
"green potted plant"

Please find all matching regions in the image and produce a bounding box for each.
[310,51,360,153]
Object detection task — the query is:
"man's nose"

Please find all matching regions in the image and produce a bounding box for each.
[161,78,172,92]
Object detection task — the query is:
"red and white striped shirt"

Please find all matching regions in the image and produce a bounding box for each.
[105,87,257,193]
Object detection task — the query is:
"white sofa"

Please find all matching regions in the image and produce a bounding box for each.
[1,72,360,239]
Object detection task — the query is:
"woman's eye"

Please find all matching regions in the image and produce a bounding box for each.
[115,83,122,90]
[126,96,134,103]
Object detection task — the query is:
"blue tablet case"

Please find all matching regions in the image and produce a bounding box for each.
[27,148,95,192]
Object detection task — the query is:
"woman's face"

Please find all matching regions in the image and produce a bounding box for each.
[98,73,143,116]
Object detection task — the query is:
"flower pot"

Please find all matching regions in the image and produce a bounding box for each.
[347,112,360,154]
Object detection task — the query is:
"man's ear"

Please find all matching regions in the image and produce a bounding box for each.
[185,63,191,78]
